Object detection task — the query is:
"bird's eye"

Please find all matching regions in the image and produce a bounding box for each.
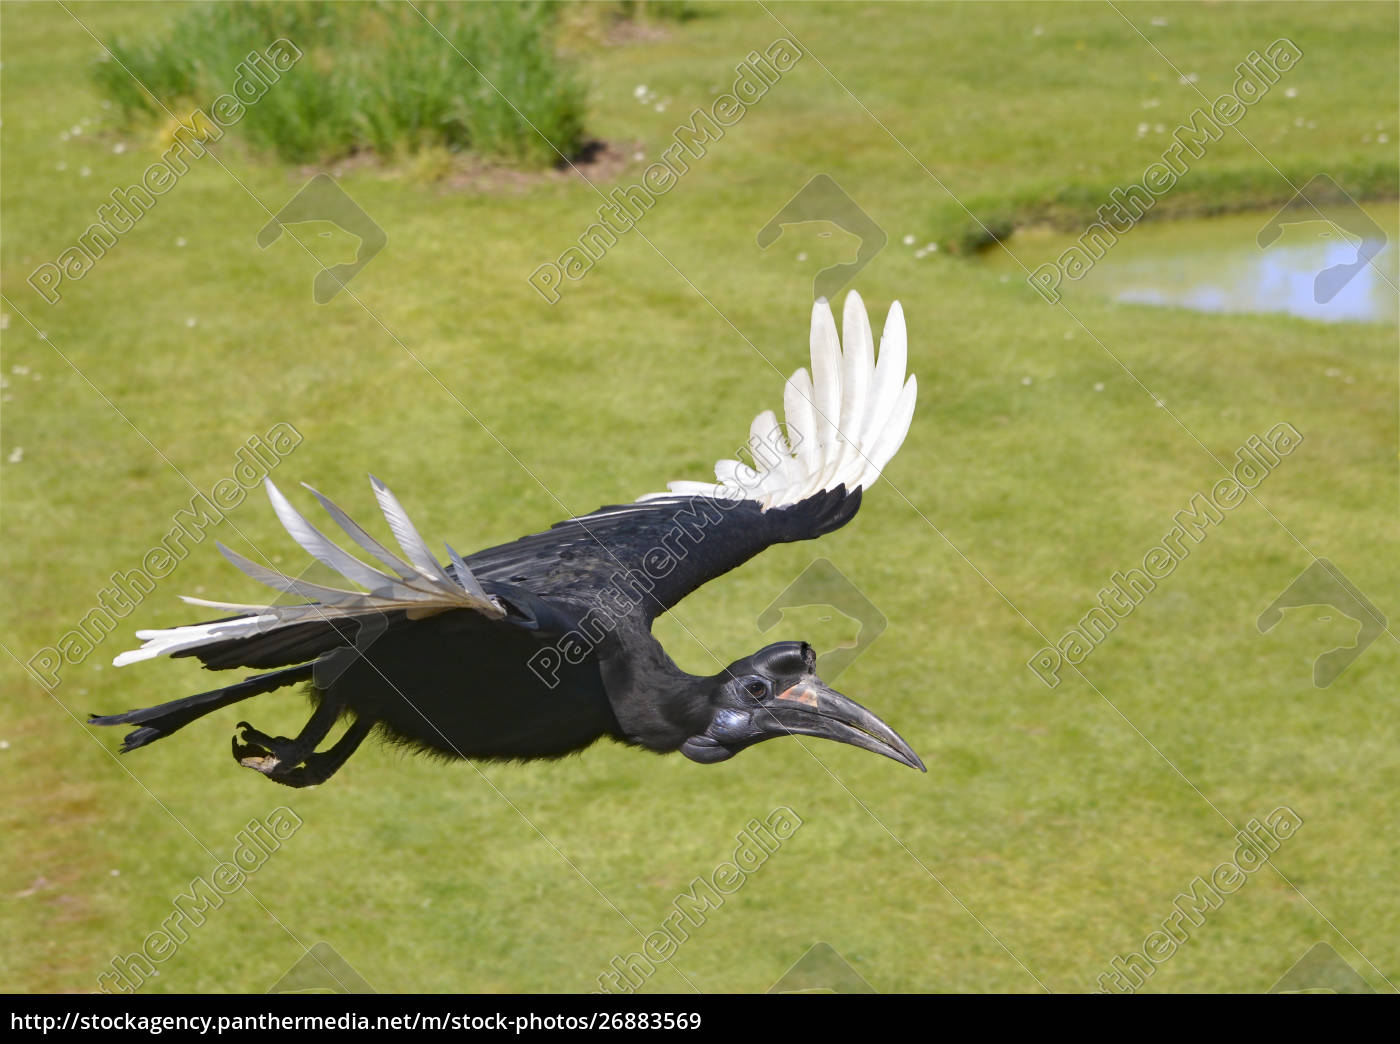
[744,679,768,700]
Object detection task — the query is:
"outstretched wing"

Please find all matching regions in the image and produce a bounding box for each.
[465,486,863,624]
[465,291,916,621]
[639,291,916,508]
[113,290,915,670]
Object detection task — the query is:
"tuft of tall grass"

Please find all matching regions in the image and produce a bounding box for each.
[92,1,587,168]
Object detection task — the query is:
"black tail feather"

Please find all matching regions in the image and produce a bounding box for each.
[172,612,406,671]
[90,664,315,752]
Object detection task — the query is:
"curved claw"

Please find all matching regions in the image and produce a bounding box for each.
[232,727,281,774]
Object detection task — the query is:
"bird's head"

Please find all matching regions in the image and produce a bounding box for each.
[678,641,925,771]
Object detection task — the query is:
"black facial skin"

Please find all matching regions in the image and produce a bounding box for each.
[679,642,925,771]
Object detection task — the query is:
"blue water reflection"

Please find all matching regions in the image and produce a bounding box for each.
[1115,234,1393,322]
[994,204,1398,323]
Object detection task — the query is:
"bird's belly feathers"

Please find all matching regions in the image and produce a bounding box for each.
[320,609,620,761]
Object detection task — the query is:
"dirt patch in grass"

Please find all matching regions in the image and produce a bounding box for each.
[286,138,644,197]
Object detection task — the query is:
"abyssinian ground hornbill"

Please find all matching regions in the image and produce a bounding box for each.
[94,291,923,786]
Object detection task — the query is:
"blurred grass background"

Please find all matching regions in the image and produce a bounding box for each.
[1,1,1396,993]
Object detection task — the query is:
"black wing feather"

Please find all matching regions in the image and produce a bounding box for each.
[463,486,862,623]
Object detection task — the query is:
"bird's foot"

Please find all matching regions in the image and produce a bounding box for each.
[231,721,339,788]
[229,715,370,789]
[231,721,302,776]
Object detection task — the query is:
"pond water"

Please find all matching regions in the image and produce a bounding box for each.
[987,202,1398,324]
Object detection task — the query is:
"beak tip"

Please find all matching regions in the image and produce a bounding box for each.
[773,679,927,774]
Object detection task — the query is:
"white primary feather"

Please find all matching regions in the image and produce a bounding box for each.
[114,478,504,667]
[638,290,916,509]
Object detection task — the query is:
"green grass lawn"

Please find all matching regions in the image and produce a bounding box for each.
[2,0,1397,994]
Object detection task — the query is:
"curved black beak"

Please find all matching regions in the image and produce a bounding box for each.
[762,675,925,772]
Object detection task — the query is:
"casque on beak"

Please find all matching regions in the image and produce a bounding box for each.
[764,674,925,771]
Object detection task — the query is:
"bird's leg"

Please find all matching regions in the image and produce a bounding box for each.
[232,697,340,776]
[253,716,374,789]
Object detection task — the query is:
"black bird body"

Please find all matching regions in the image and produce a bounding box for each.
[320,609,618,762]
[96,293,924,786]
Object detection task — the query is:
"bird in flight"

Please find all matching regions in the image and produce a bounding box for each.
[95,291,922,786]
